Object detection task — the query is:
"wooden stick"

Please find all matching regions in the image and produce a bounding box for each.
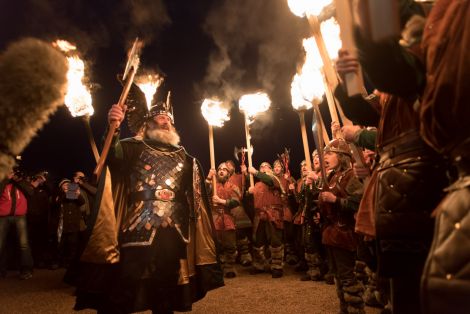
[82,115,100,163]
[244,115,254,188]
[335,0,365,96]
[208,124,217,197]
[298,111,312,171]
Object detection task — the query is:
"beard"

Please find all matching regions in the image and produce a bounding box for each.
[146,125,180,146]
[217,173,229,183]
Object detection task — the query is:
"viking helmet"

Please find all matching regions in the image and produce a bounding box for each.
[259,162,272,170]
[324,139,352,157]
[148,91,174,124]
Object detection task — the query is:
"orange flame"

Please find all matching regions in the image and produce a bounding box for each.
[291,38,325,110]
[321,18,341,61]
[201,98,230,127]
[53,40,93,117]
[136,74,164,110]
[287,0,332,17]
[239,92,271,123]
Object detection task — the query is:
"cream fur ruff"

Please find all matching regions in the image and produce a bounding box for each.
[0,38,68,180]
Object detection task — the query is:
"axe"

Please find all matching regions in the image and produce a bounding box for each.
[94,38,143,179]
[234,146,253,163]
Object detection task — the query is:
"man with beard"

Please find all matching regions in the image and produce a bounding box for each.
[75,96,223,314]
[295,152,328,283]
[246,162,285,278]
[272,160,297,266]
[206,162,241,278]
[224,160,252,267]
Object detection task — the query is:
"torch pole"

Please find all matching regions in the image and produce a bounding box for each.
[93,66,138,179]
[82,115,100,163]
[335,0,365,96]
[244,115,254,188]
[298,111,312,171]
[208,124,217,197]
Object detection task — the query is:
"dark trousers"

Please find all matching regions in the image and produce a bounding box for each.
[253,220,283,248]
[59,231,79,266]
[0,215,33,273]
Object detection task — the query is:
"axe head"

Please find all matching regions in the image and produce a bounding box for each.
[234,146,252,162]
[317,3,336,23]
[234,146,243,162]
[123,38,143,80]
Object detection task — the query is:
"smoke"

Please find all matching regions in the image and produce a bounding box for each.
[200,0,309,108]
[118,0,171,44]
[0,38,68,180]
[0,0,171,54]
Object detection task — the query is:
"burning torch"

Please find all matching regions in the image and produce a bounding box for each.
[53,40,99,163]
[287,0,349,125]
[94,38,143,179]
[201,98,230,196]
[239,92,271,188]
[290,37,331,171]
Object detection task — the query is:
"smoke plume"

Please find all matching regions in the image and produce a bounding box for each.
[200,0,310,107]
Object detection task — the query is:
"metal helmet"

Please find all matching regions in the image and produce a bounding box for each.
[324,139,352,158]
[259,162,272,170]
[148,91,174,124]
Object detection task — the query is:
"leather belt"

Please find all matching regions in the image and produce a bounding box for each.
[378,131,431,162]
[130,188,175,203]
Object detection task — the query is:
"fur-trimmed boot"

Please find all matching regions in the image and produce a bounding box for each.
[223,251,238,278]
[284,242,299,265]
[237,236,252,267]
[250,246,267,274]
[300,253,323,281]
[343,281,365,314]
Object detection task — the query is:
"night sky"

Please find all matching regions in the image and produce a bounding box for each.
[0,0,333,184]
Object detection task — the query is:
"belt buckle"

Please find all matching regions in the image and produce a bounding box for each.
[155,189,175,201]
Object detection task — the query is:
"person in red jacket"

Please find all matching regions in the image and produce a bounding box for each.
[0,168,34,279]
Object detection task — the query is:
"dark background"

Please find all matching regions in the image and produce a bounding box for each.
[0,0,334,184]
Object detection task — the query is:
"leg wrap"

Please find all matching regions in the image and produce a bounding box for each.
[252,246,266,271]
[305,252,322,280]
[343,281,365,313]
[237,236,252,265]
[270,245,284,271]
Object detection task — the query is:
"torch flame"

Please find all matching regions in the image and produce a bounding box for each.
[291,38,325,110]
[53,40,77,52]
[239,92,271,122]
[136,74,164,110]
[54,40,93,117]
[287,0,333,17]
[321,19,342,61]
[201,98,230,127]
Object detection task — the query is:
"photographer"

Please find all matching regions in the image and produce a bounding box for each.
[0,167,34,279]
[56,179,85,268]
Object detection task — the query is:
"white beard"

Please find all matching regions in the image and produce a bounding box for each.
[146,126,180,146]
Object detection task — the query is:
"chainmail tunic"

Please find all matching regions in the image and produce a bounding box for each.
[120,143,188,247]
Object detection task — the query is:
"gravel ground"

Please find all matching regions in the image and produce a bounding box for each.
[0,266,381,314]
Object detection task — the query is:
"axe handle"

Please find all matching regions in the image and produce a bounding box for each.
[93,66,137,179]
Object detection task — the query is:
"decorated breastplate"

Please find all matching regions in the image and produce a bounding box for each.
[120,144,187,247]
